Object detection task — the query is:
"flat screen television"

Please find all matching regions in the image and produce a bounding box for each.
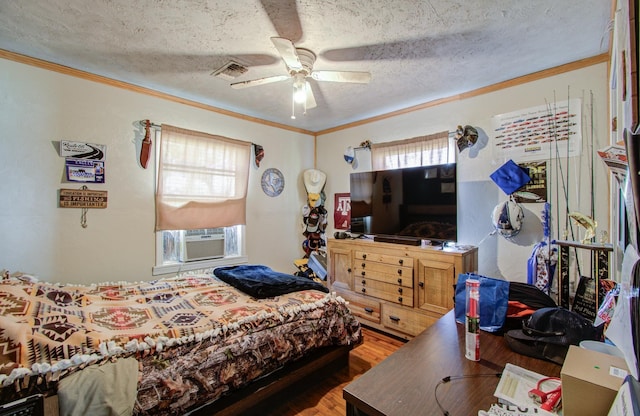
[350,163,457,242]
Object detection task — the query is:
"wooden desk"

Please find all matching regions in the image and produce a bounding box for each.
[343,311,561,416]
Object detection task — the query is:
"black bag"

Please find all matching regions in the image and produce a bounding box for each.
[501,282,557,332]
[505,307,604,365]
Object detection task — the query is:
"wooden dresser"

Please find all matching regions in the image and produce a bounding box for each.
[327,238,478,339]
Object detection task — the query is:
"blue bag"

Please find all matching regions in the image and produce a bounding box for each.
[454,273,510,332]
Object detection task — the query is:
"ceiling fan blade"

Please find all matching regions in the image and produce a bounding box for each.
[271,37,303,71]
[311,70,371,84]
[230,75,289,89]
[259,0,303,43]
[305,82,317,109]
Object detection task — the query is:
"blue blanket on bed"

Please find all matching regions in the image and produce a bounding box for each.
[213,265,329,298]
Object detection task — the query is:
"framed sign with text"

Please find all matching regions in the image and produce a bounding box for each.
[334,193,351,230]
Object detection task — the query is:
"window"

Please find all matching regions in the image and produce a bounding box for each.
[153,125,251,275]
[371,131,454,170]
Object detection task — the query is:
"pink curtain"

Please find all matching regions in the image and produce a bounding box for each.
[156,125,251,231]
[371,131,454,170]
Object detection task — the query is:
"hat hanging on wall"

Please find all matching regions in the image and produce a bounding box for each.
[303,169,327,194]
[492,196,525,239]
[343,141,372,169]
[344,146,355,164]
[456,125,479,152]
[490,159,531,195]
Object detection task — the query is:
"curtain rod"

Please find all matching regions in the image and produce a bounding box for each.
[140,120,463,147]
[139,120,161,129]
[352,130,461,151]
[138,120,259,147]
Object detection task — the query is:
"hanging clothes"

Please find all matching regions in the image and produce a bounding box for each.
[527,241,558,295]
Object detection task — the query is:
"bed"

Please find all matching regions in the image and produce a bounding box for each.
[0,265,362,415]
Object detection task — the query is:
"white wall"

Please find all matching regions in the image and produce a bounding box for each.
[0,58,611,286]
[0,58,315,284]
[317,63,610,283]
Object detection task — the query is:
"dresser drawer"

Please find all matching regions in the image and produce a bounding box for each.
[355,280,414,307]
[335,288,381,324]
[354,251,412,267]
[381,304,437,336]
[353,261,413,286]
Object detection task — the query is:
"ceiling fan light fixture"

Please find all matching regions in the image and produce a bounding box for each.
[293,83,306,104]
[231,37,369,119]
[292,74,307,104]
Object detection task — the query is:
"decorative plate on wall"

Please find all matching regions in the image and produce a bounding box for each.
[261,168,285,197]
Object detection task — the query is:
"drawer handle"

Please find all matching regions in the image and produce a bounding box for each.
[361,288,366,293]
[361,262,366,268]
[347,268,352,273]
[364,307,374,314]
[398,296,403,303]
[389,315,400,322]
[397,278,402,284]
[361,271,366,276]
[362,254,367,259]
[419,281,424,288]
[397,269,402,275]
[399,259,403,265]
[361,279,366,285]
[398,287,403,294]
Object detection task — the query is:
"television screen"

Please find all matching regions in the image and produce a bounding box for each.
[350,164,457,242]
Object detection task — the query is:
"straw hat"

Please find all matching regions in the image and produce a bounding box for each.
[303,169,327,194]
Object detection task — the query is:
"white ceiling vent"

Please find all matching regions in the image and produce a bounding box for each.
[212,61,248,80]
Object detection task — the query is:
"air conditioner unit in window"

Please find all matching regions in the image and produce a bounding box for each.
[181,229,225,262]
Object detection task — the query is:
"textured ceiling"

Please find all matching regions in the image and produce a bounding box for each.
[0,0,612,132]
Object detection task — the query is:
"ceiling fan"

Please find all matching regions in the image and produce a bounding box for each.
[230,37,372,118]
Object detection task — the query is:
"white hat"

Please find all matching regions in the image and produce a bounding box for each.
[492,198,524,238]
[344,146,355,164]
[303,169,327,194]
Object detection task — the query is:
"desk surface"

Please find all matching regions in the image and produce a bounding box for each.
[343,311,561,416]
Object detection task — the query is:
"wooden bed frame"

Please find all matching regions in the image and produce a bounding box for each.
[189,345,353,415]
[35,345,352,416]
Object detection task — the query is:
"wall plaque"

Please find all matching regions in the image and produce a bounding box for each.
[59,189,108,208]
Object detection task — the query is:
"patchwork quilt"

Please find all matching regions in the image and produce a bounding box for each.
[0,271,362,415]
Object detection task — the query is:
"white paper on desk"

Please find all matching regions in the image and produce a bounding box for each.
[494,363,559,416]
[605,245,639,380]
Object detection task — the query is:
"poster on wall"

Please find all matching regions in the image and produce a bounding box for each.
[66,158,105,183]
[60,140,106,160]
[492,99,582,162]
[60,140,106,183]
[514,161,547,203]
[334,193,351,230]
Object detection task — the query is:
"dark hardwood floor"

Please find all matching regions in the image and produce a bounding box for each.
[262,327,406,416]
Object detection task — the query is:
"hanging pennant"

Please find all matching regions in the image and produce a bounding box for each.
[140,119,152,169]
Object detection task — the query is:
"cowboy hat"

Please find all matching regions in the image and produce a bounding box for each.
[303,169,327,194]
